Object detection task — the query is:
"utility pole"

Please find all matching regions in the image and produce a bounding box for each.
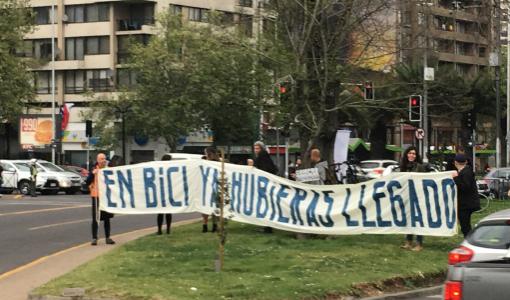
[51,2,56,163]
[422,0,430,163]
[507,6,510,166]
[496,0,502,168]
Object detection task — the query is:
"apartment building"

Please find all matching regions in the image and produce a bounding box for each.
[14,0,262,164]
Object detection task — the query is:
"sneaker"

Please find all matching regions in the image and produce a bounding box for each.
[400,241,413,250]
[411,245,423,252]
[91,239,98,246]
[105,238,116,245]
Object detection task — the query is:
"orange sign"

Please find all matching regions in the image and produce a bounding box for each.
[19,115,53,150]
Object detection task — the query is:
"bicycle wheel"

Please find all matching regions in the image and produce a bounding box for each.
[476,193,490,213]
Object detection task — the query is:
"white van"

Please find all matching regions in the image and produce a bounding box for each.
[0,160,59,195]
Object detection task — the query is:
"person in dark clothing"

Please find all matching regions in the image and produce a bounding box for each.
[202,147,219,233]
[453,154,481,237]
[446,146,472,171]
[253,141,278,233]
[157,154,173,235]
[400,146,425,251]
[253,141,278,175]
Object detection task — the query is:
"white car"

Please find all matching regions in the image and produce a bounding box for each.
[0,160,59,195]
[163,153,204,160]
[447,208,510,273]
[359,160,399,179]
[10,160,83,195]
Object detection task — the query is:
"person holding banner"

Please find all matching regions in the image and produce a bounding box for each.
[453,154,480,237]
[253,141,278,233]
[202,147,219,233]
[157,154,173,235]
[400,146,425,251]
[87,153,115,246]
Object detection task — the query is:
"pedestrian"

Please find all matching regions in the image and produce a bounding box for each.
[453,154,480,237]
[157,154,173,235]
[309,148,335,185]
[400,146,425,251]
[87,153,115,246]
[253,141,278,233]
[202,147,219,233]
[29,159,38,197]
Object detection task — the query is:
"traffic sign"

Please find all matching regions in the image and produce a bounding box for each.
[415,128,425,140]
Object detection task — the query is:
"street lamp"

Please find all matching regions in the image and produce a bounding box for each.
[113,104,132,162]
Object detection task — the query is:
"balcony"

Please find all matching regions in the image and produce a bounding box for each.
[115,1,155,32]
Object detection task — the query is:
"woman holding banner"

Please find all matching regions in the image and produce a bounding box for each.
[400,146,425,251]
[157,154,173,235]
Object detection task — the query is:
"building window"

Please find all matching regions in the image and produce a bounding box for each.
[65,4,109,23]
[20,39,55,59]
[239,0,253,7]
[188,7,208,22]
[65,37,85,60]
[65,70,85,94]
[117,68,137,88]
[87,69,113,92]
[34,7,52,25]
[239,15,253,37]
[117,35,150,64]
[33,71,52,94]
[85,36,110,55]
[170,5,182,15]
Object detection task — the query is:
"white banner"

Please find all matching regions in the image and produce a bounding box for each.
[99,160,458,236]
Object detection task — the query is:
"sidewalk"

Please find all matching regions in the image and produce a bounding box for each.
[0,218,200,300]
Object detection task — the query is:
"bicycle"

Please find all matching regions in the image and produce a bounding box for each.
[329,161,366,184]
[476,192,494,213]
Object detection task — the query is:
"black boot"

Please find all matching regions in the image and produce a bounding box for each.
[212,224,218,232]
[202,224,208,233]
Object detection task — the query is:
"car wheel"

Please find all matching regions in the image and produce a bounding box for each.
[18,181,30,195]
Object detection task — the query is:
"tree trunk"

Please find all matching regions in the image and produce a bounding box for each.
[369,117,387,159]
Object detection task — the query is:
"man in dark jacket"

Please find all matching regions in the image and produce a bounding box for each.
[453,154,480,237]
[253,141,277,233]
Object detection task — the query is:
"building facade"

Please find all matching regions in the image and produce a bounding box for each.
[13,0,262,165]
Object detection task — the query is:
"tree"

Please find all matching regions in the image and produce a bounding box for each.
[261,0,395,165]
[0,0,35,122]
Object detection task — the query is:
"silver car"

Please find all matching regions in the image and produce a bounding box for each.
[447,209,510,268]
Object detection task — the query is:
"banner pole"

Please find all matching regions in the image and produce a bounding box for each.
[219,149,225,271]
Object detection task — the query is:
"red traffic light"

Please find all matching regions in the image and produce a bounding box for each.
[279,86,287,94]
[410,96,421,106]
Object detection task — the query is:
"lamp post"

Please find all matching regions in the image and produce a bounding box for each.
[114,104,132,161]
[51,2,56,163]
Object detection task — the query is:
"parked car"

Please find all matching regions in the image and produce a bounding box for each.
[447,209,510,275]
[0,160,59,195]
[59,165,89,194]
[163,153,204,160]
[11,160,82,195]
[445,255,510,300]
[482,167,510,198]
[359,160,398,179]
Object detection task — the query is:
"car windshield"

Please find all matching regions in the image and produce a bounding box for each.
[39,162,65,172]
[13,163,30,172]
[468,223,510,249]
[360,162,379,169]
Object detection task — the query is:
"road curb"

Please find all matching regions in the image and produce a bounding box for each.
[361,285,443,300]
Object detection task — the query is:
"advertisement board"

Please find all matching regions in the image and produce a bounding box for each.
[19,115,53,150]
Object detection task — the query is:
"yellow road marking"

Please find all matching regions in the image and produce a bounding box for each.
[0,218,200,281]
[0,205,88,217]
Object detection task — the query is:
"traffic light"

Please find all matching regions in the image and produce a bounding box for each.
[464,111,476,130]
[85,120,93,137]
[277,82,292,102]
[409,95,422,122]
[363,81,374,100]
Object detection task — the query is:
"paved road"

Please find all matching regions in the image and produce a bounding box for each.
[0,193,198,275]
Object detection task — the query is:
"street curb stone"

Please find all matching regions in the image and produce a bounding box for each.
[361,285,443,300]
